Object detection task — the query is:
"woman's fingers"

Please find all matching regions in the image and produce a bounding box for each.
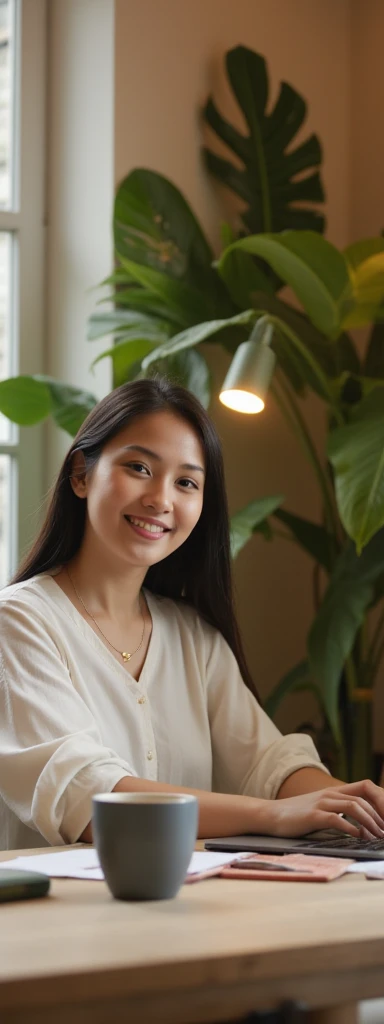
[310,811,361,838]
[329,792,384,831]
[318,797,383,837]
[338,780,384,818]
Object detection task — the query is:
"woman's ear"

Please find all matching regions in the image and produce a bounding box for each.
[69,451,88,498]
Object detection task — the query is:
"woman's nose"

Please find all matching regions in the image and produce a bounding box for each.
[141,483,173,513]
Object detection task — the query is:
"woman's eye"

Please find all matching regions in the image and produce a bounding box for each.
[126,462,150,475]
[178,478,198,490]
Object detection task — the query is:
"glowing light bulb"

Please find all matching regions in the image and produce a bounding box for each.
[219,389,265,414]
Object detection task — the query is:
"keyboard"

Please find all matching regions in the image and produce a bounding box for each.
[299,834,384,852]
[205,831,384,860]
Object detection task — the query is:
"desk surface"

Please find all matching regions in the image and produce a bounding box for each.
[0,844,383,1024]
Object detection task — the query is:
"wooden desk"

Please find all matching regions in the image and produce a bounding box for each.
[0,845,383,1024]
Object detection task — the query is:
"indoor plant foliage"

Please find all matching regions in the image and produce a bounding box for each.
[1,47,384,779]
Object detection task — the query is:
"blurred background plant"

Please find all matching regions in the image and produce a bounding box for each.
[1,46,384,780]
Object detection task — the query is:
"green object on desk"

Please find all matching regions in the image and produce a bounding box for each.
[0,868,50,902]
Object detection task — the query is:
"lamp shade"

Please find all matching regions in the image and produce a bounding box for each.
[219,338,276,414]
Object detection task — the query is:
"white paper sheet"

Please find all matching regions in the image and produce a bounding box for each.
[347,861,384,879]
[0,848,244,881]
[0,848,103,880]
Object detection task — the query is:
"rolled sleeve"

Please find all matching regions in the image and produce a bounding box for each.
[241,734,329,801]
[0,602,134,846]
[31,737,133,846]
[204,623,329,800]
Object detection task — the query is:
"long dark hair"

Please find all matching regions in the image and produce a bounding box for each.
[13,378,258,699]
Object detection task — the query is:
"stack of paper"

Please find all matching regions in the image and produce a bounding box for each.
[3,849,384,883]
[0,848,246,881]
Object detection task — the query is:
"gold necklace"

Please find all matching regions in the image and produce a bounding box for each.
[65,567,145,663]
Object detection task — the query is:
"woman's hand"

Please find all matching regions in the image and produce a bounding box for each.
[258,780,384,839]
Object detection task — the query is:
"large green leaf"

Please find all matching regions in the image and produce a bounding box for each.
[46,382,97,436]
[90,338,161,388]
[0,377,52,425]
[264,659,322,720]
[115,168,213,277]
[251,291,359,398]
[308,530,384,741]
[114,168,232,322]
[341,241,384,329]
[0,376,97,435]
[119,256,221,329]
[87,309,173,342]
[217,248,274,310]
[32,377,97,436]
[230,494,284,558]
[203,46,325,236]
[140,348,211,409]
[364,321,384,378]
[344,237,384,271]
[98,268,134,289]
[141,310,257,370]
[97,287,185,327]
[219,232,350,338]
[273,509,334,572]
[328,387,384,552]
[329,372,384,409]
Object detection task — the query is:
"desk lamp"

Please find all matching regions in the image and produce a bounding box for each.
[219,318,276,414]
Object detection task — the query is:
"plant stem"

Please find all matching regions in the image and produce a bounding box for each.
[370,631,384,681]
[270,528,296,544]
[367,601,384,670]
[313,562,321,612]
[268,315,344,426]
[271,374,339,545]
[272,527,297,544]
[344,655,359,702]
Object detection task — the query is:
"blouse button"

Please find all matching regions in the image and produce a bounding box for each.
[147,750,154,761]
[137,696,146,704]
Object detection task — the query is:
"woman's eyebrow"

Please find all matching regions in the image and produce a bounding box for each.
[122,444,205,474]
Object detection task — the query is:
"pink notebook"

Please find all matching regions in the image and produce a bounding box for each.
[186,852,354,883]
[219,852,354,882]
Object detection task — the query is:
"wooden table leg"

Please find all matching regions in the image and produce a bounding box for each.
[307,1003,358,1024]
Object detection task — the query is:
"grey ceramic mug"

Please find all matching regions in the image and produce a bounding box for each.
[92,793,199,901]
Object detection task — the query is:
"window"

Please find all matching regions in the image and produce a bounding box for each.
[0,0,46,584]
[0,0,19,584]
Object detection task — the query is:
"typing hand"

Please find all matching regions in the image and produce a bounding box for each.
[262,780,384,839]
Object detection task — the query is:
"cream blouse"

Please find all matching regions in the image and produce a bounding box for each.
[0,574,328,850]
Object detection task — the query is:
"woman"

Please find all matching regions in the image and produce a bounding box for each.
[0,377,383,850]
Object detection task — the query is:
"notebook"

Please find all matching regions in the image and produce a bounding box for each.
[205,829,384,861]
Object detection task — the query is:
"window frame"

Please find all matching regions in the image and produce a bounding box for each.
[0,0,47,578]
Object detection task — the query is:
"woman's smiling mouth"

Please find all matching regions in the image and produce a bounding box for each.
[124,515,172,539]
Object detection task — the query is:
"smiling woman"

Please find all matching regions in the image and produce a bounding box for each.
[0,377,384,852]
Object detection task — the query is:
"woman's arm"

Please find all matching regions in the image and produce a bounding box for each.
[276,767,344,797]
[79,776,258,842]
[78,772,384,843]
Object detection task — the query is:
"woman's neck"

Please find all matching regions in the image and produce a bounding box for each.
[64,548,147,623]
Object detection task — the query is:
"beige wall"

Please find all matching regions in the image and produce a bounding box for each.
[115,0,350,250]
[350,0,384,240]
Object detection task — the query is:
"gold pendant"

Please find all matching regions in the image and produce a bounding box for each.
[122,652,131,662]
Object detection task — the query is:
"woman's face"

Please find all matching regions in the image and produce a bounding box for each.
[72,409,206,569]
